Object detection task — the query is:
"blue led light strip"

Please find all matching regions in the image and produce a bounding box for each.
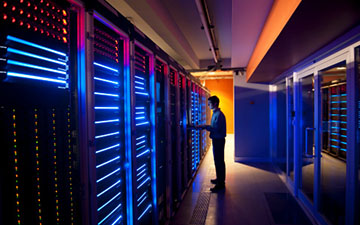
[137,177,151,189]
[136,135,146,140]
[94,62,119,73]
[137,195,148,207]
[138,204,152,220]
[95,131,120,139]
[97,180,121,197]
[135,75,145,80]
[96,156,120,169]
[7,72,67,84]
[111,216,122,225]
[137,168,146,176]
[136,121,149,126]
[94,92,119,97]
[137,192,147,202]
[7,60,67,75]
[96,144,120,154]
[95,107,119,110]
[97,168,121,183]
[137,164,147,171]
[95,119,120,124]
[136,149,150,158]
[7,35,67,56]
[94,77,119,85]
[7,48,67,65]
[97,192,121,211]
[137,173,146,182]
[98,203,122,225]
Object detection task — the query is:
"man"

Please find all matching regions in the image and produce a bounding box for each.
[196,95,226,192]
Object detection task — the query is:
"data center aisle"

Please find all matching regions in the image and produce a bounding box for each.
[171,134,314,225]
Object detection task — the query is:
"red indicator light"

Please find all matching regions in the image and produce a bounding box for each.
[34,5,37,10]
[46,3,49,7]
[34,16,37,21]
[46,22,49,27]
[19,9,23,14]
[26,23,30,29]
[40,19,43,23]
[62,10,67,17]
[52,15,55,19]
[34,26,37,31]
[57,9,60,13]
[12,6,16,11]
[3,2,7,7]
[46,12,49,17]
[46,31,49,36]
[57,27,60,32]
[62,37,67,43]
[57,36,60,40]
[52,34,55,38]
[40,9,43,13]
[40,0,43,3]
[19,21,23,26]
[27,2,31,7]
[62,28,67,34]
[62,19,67,25]
[20,0,24,3]
[3,14,7,20]
[52,24,55,29]
[51,6,54,10]
[27,13,30,18]
[40,29,44,33]
[11,17,15,23]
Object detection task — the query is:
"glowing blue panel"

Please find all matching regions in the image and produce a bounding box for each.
[97,192,121,211]
[137,204,152,220]
[94,107,119,110]
[96,144,120,154]
[97,168,121,183]
[95,131,120,139]
[94,62,119,73]
[7,72,67,84]
[7,48,67,65]
[98,203,122,225]
[7,60,67,75]
[7,35,66,56]
[97,180,121,197]
[94,77,119,85]
[96,156,120,169]
[94,92,119,97]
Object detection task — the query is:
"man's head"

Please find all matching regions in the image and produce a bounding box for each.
[208,96,220,110]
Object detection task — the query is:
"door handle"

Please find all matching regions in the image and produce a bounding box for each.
[304,127,316,158]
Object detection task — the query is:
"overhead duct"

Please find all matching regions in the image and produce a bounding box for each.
[195,0,221,64]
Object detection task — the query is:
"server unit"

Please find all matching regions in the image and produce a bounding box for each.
[130,43,156,224]
[85,12,129,225]
[0,0,79,224]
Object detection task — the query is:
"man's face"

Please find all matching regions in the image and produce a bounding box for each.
[208,101,216,110]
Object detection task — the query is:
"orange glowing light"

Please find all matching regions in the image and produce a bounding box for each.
[19,9,23,14]
[62,28,67,34]
[3,2,7,7]
[3,14,7,20]
[62,37,67,43]
[62,10,67,17]
[62,19,67,25]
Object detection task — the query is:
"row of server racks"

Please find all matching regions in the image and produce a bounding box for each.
[0,0,211,225]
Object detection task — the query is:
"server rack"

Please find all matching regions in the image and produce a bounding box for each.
[85,12,129,225]
[130,43,156,224]
[190,84,201,173]
[0,0,79,224]
[178,73,188,196]
[322,82,347,160]
[154,57,169,223]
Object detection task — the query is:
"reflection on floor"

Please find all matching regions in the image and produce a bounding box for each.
[171,134,313,225]
[301,153,346,225]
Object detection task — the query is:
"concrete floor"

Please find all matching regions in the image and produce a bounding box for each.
[171,134,313,225]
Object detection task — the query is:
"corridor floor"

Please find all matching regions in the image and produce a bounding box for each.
[170,134,314,225]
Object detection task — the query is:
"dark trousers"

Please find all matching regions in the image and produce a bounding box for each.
[212,138,226,184]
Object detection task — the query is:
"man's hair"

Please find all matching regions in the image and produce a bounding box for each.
[208,95,219,106]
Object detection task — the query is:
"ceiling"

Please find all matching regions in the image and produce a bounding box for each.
[104,0,360,83]
[105,0,273,70]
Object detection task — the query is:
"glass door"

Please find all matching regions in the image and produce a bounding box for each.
[286,77,295,181]
[298,73,316,202]
[318,61,347,225]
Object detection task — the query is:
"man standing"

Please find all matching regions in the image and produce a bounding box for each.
[196,95,226,192]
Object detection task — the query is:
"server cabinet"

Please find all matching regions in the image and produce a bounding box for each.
[200,90,207,157]
[322,82,347,160]
[85,12,129,225]
[130,43,156,224]
[155,58,169,223]
[178,73,188,195]
[0,0,79,224]
[190,84,201,173]
[169,67,181,210]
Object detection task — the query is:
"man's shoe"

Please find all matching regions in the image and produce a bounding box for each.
[210,184,225,192]
[210,179,218,184]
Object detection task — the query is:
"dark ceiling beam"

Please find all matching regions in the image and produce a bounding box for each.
[249,0,360,83]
